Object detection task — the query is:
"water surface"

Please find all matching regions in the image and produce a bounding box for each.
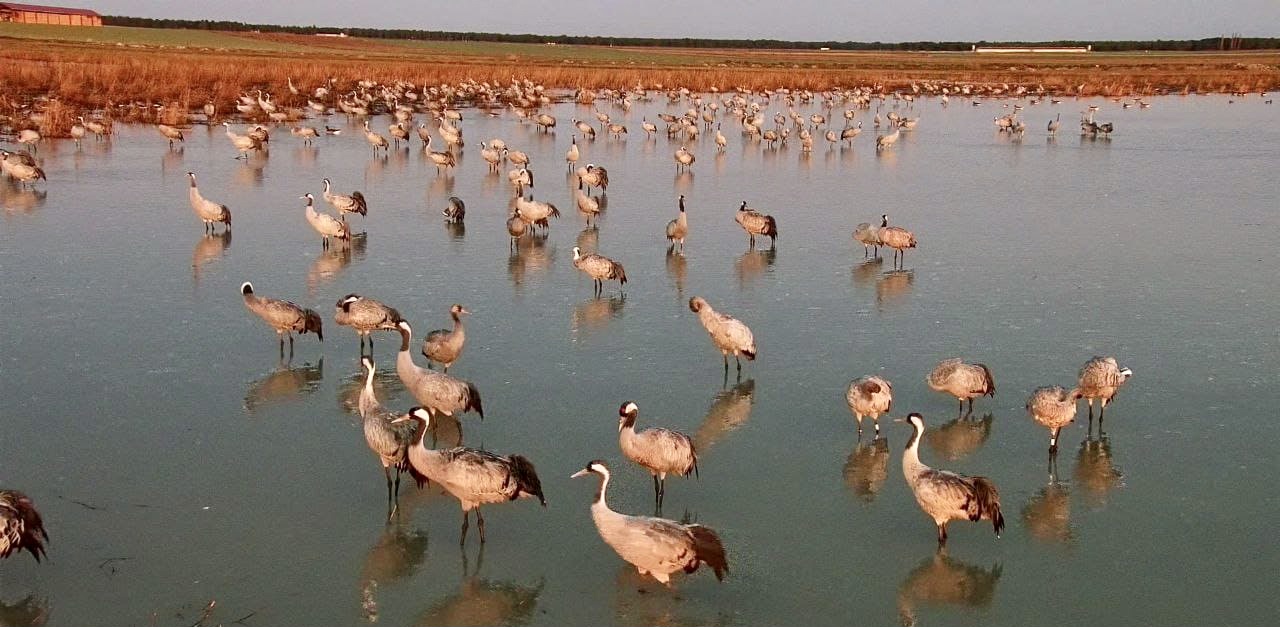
[1,94,1277,626]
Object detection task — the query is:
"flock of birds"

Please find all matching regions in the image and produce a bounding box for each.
[2,76,1144,593]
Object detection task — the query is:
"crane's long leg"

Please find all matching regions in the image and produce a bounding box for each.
[652,475,661,510]
[1050,427,1061,454]
[383,466,395,520]
[937,524,948,545]
[460,510,470,546]
[476,509,486,544]
[966,398,975,416]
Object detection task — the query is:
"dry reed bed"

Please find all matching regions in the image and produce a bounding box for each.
[3,40,1277,137]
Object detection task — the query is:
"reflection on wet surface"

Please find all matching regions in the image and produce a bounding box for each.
[417,575,543,627]
[1021,478,1073,545]
[896,550,1002,627]
[844,436,891,502]
[4,96,1278,625]
[191,230,232,287]
[1074,436,1124,508]
[359,523,430,623]
[923,414,993,462]
[0,595,48,627]
[243,357,324,414]
[692,379,754,452]
[572,294,627,334]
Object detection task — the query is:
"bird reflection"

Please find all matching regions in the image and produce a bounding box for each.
[358,523,430,624]
[160,145,184,174]
[571,294,626,333]
[0,177,47,213]
[843,436,890,502]
[665,247,688,297]
[191,230,231,287]
[444,221,466,240]
[307,233,367,295]
[234,150,268,187]
[612,565,733,627]
[243,357,323,414]
[0,594,48,627]
[292,144,318,168]
[876,269,914,305]
[575,225,599,254]
[417,573,543,627]
[896,549,1002,627]
[924,413,993,462]
[1074,436,1123,508]
[673,170,694,193]
[507,234,554,288]
[693,379,755,452]
[428,172,455,197]
[735,246,776,287]
[851,257,884,287]
[1020,474,1073,545]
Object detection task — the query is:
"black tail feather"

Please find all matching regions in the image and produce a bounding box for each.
[467,382,484,419]
[687,524,729,580]
[508,454,545,506]
[971,477,1004,537]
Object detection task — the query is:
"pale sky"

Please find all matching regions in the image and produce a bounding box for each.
[85,1,1278,42]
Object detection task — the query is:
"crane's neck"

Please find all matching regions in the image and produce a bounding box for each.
[592,470,612,509]
[451,312,465,332]
[359,367,379,417]
[902,423,927,479]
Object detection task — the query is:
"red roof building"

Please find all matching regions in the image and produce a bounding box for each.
[0,3,102,26]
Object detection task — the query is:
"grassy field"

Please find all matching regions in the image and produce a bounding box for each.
[2,22,1277,130]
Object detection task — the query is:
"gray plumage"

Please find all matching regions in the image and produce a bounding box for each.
[186,172,231,233]
[514,194,560,231]
[689,296,756,374]
[1027,385,1082,454]
[927,358,995,415]
[323,178,367,220]
[617,402,698,510]
[0,150,45,188]
[573,246,627,295]
[576,164,609,192]
[665,195,688,253]
[572,460,727,585]
[422,304,469,372]
[303,193,351,249]
[853,221,881,258]
[574,189,601,225]
[877,214,917,267]
[443,196,465,223]
[396,408,544,545]
[335,294,404,350]
[735,201,778,248]
[240,282,323,349]
[506,208,529,247]
[0,490,47,562]
[359,356,417,517]
[901,414,1005,545]
[394,322,484,435]
[1077,356,1133,423]
[157,124,184,145]
[846,375,893,435]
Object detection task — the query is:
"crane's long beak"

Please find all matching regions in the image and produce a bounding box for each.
[570,469,590,479]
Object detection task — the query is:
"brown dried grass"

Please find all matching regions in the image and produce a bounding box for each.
[2,37,1277,120]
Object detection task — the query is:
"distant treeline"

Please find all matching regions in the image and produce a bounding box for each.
[100,16,1280,52]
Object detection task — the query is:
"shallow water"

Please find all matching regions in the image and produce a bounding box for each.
[1,93,1278,626]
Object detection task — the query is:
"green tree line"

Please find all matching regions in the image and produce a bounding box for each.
[100,16,1280,52]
